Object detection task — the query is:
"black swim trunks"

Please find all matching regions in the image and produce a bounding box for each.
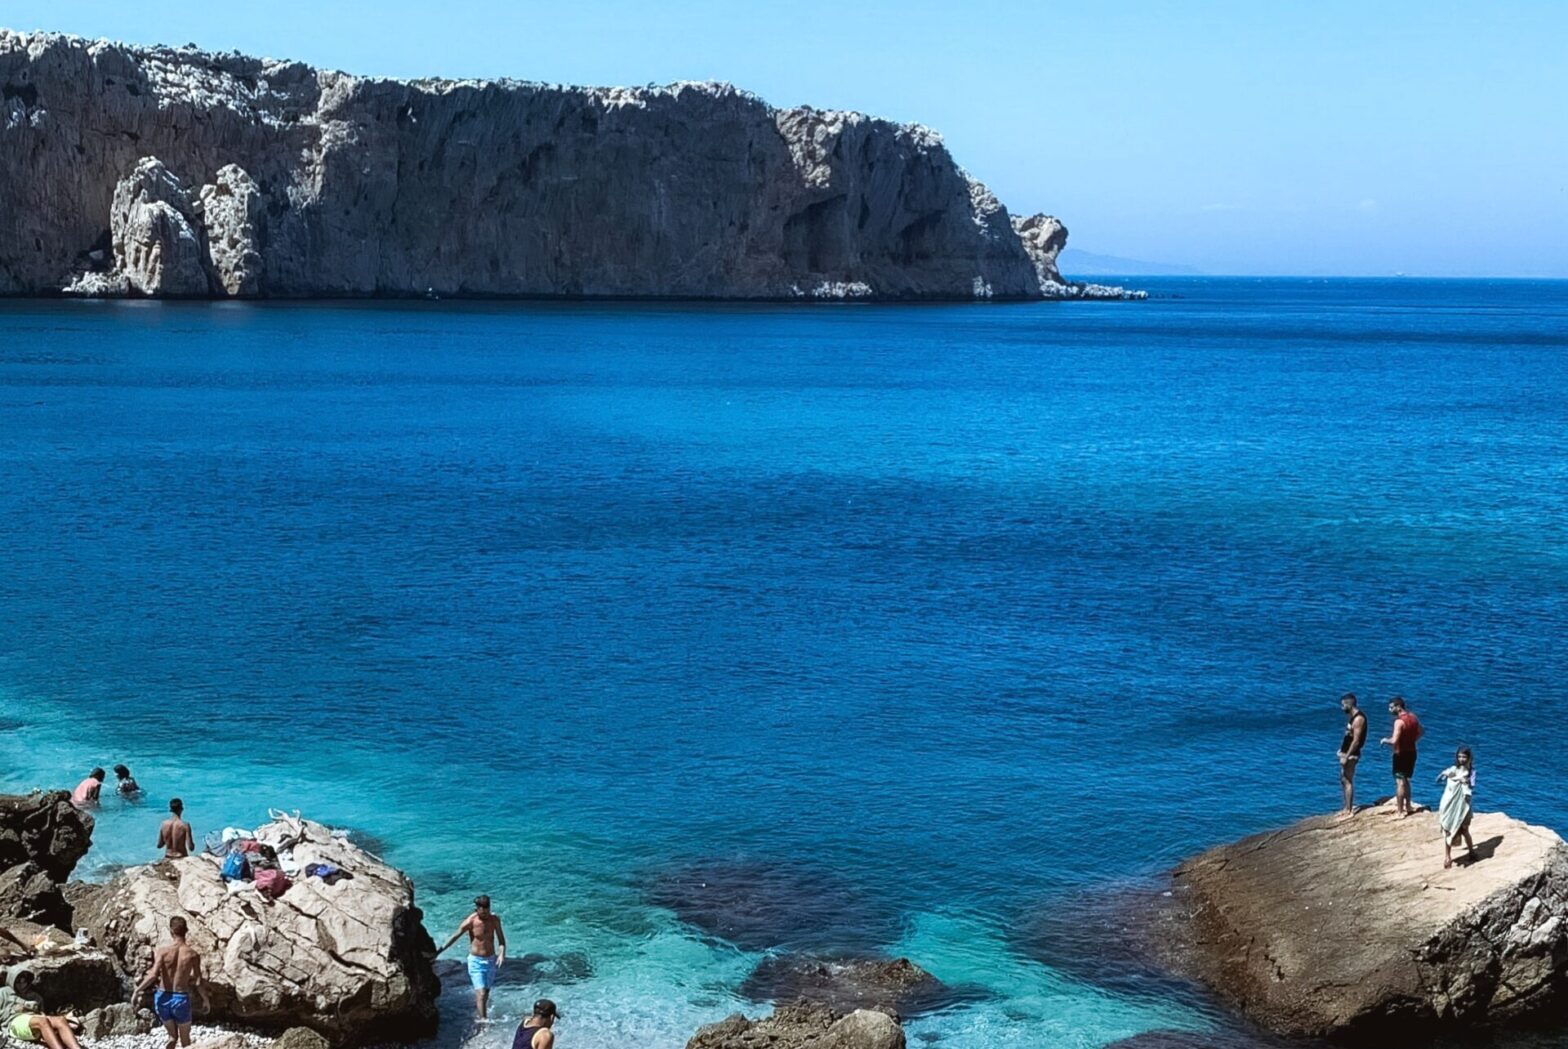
[1392,750,1417,780]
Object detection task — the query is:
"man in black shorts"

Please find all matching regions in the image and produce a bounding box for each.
[1381,696,1422,817]
[1337,692,1367,816]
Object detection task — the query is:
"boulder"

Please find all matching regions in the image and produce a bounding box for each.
[78,1003,155,1037]
[1011,213,1146,300]
[0,792,94,881]
[198,165,264,295]
[75,816,439,1046]
[108,157,211,296]
[272,1027,331,1049]
[9,947,125,1011]
[687,1001,903,1049]
[738,955,982,1017]
[0,862,70,928]
[1158,803,1568,1041]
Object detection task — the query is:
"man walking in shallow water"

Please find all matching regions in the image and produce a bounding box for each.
[438,895,506,1020]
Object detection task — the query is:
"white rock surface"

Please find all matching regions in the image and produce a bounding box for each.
[107,157,209,295]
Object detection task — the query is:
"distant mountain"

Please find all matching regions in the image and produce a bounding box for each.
[1059,248,1202,277]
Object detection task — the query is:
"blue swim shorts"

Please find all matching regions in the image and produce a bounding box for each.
[467,954,497,990]
[154,990,192,1025]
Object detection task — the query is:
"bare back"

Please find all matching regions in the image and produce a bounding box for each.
[158,818,194,859]
[153,942,203,993]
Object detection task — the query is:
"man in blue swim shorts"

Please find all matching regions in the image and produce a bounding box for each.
[134,916,209,1049]
[438,894,507,1019]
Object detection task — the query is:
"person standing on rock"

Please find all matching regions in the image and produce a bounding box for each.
[1380,696,1423,817]
[69,768,104,807]
[1436,747,1477,868]
[437,895,507,1020]
[513,999,558,1049]
[1337,692,1368,816]
[157,798,194,859]
[132,916,209,1049]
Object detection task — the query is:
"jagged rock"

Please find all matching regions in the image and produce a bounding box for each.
[0,862,69,928]
[739,955,982,1017]
[79,1003,154,1037]
[75,817,439,1046]
[0,919,70,965]
[1012,213,1147,300]
[198,165,264,295]
[271,1027,330,1049]
[62,271,132,296]
[1156,804,1568,1041]
[0,792,94,882]
[9,948,125,1011]
[108,157,210,296]
[0,29,1130,301]
[686,1001,903,1049]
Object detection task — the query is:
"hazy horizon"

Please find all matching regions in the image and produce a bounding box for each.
[7,1,1566,278]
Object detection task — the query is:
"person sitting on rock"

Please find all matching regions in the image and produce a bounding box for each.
[157,799,195,860]
[1,969,85,1049]
[1337,692,1367,816]
[132,915,209,1049]
[1436,747,1477,868]
[437,895,506,1020]
[113,764,141,798]
[1379,696,1422,817]
[513,999,558,1049]
[69,768,104,808]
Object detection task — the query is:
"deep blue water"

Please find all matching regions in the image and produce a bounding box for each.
[2,279,1566,1048]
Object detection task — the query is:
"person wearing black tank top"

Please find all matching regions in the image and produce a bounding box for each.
[1337,692,1368,816]
[512,1000,558,1049]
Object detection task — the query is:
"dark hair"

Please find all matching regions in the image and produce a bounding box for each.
[169,916,188,936]
[114,764,131,778]
[1457,746,1474,766]
[1388,696,1407,711]
[532,999,558,1019]
[1340,692,1357,704]
[91,767,106,780]
[474,895,491,910]
[169,798,183,815]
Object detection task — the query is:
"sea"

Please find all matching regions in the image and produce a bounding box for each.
[1,278,1565,1049]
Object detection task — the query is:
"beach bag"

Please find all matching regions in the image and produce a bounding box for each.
[221,851,250,882]
[254,868,291,899]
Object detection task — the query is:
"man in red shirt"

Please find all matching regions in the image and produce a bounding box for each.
[1380,696,1422,817]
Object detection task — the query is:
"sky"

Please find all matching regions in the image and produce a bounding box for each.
[7,1,1566,276]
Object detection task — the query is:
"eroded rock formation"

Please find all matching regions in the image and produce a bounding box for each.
[0,29,1139,301]
[687,1001,904,1049]
[1156,803,1568,1041]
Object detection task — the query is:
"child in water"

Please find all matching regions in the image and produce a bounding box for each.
[1436,747,1476,869]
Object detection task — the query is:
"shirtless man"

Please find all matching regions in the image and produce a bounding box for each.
[157,799,194,859]
[1337,692,1368,815]
[512,1000,558,1049]
[133,916,209,1049]
[437,895,506,1019]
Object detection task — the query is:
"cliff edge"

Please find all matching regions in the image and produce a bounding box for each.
[0,30,1140,301]
[1157,803,1568,1042]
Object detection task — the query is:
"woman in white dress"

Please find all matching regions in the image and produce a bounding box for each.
[1436,746,1476,869]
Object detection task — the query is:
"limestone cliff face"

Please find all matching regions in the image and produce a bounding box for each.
[0,30,1136,301]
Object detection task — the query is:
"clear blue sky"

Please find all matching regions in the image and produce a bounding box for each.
[9,1,1566,275]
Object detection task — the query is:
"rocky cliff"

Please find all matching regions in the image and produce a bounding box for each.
[0,29,1139,301]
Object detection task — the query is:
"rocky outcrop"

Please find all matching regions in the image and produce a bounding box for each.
[0,791,94,882]
[738,955,982,1017]
[0,861,70,927]
[687,1001,904,1049]
[1156,803,1568,1041]
[0,29,1138,302]
[75,816,439,1046]
[1013,213,1146,300]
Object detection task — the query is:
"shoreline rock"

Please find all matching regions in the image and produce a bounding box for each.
[1153,803,1568,1042]
[1,28,1142,303]
[687,1001,904,1049]
[737,955,985,1017]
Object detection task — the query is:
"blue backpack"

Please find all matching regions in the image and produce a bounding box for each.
[221,851,250,881]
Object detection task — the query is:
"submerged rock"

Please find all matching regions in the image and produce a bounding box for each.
[1156,803,1568,1041]
[739,955,983,1017]
[649,859,903,952]
[0,29,1139,302]
[687,1000,904,1049]
[75,816,440,1046]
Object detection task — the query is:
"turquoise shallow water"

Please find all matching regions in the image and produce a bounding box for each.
[2,280,1567,1048]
